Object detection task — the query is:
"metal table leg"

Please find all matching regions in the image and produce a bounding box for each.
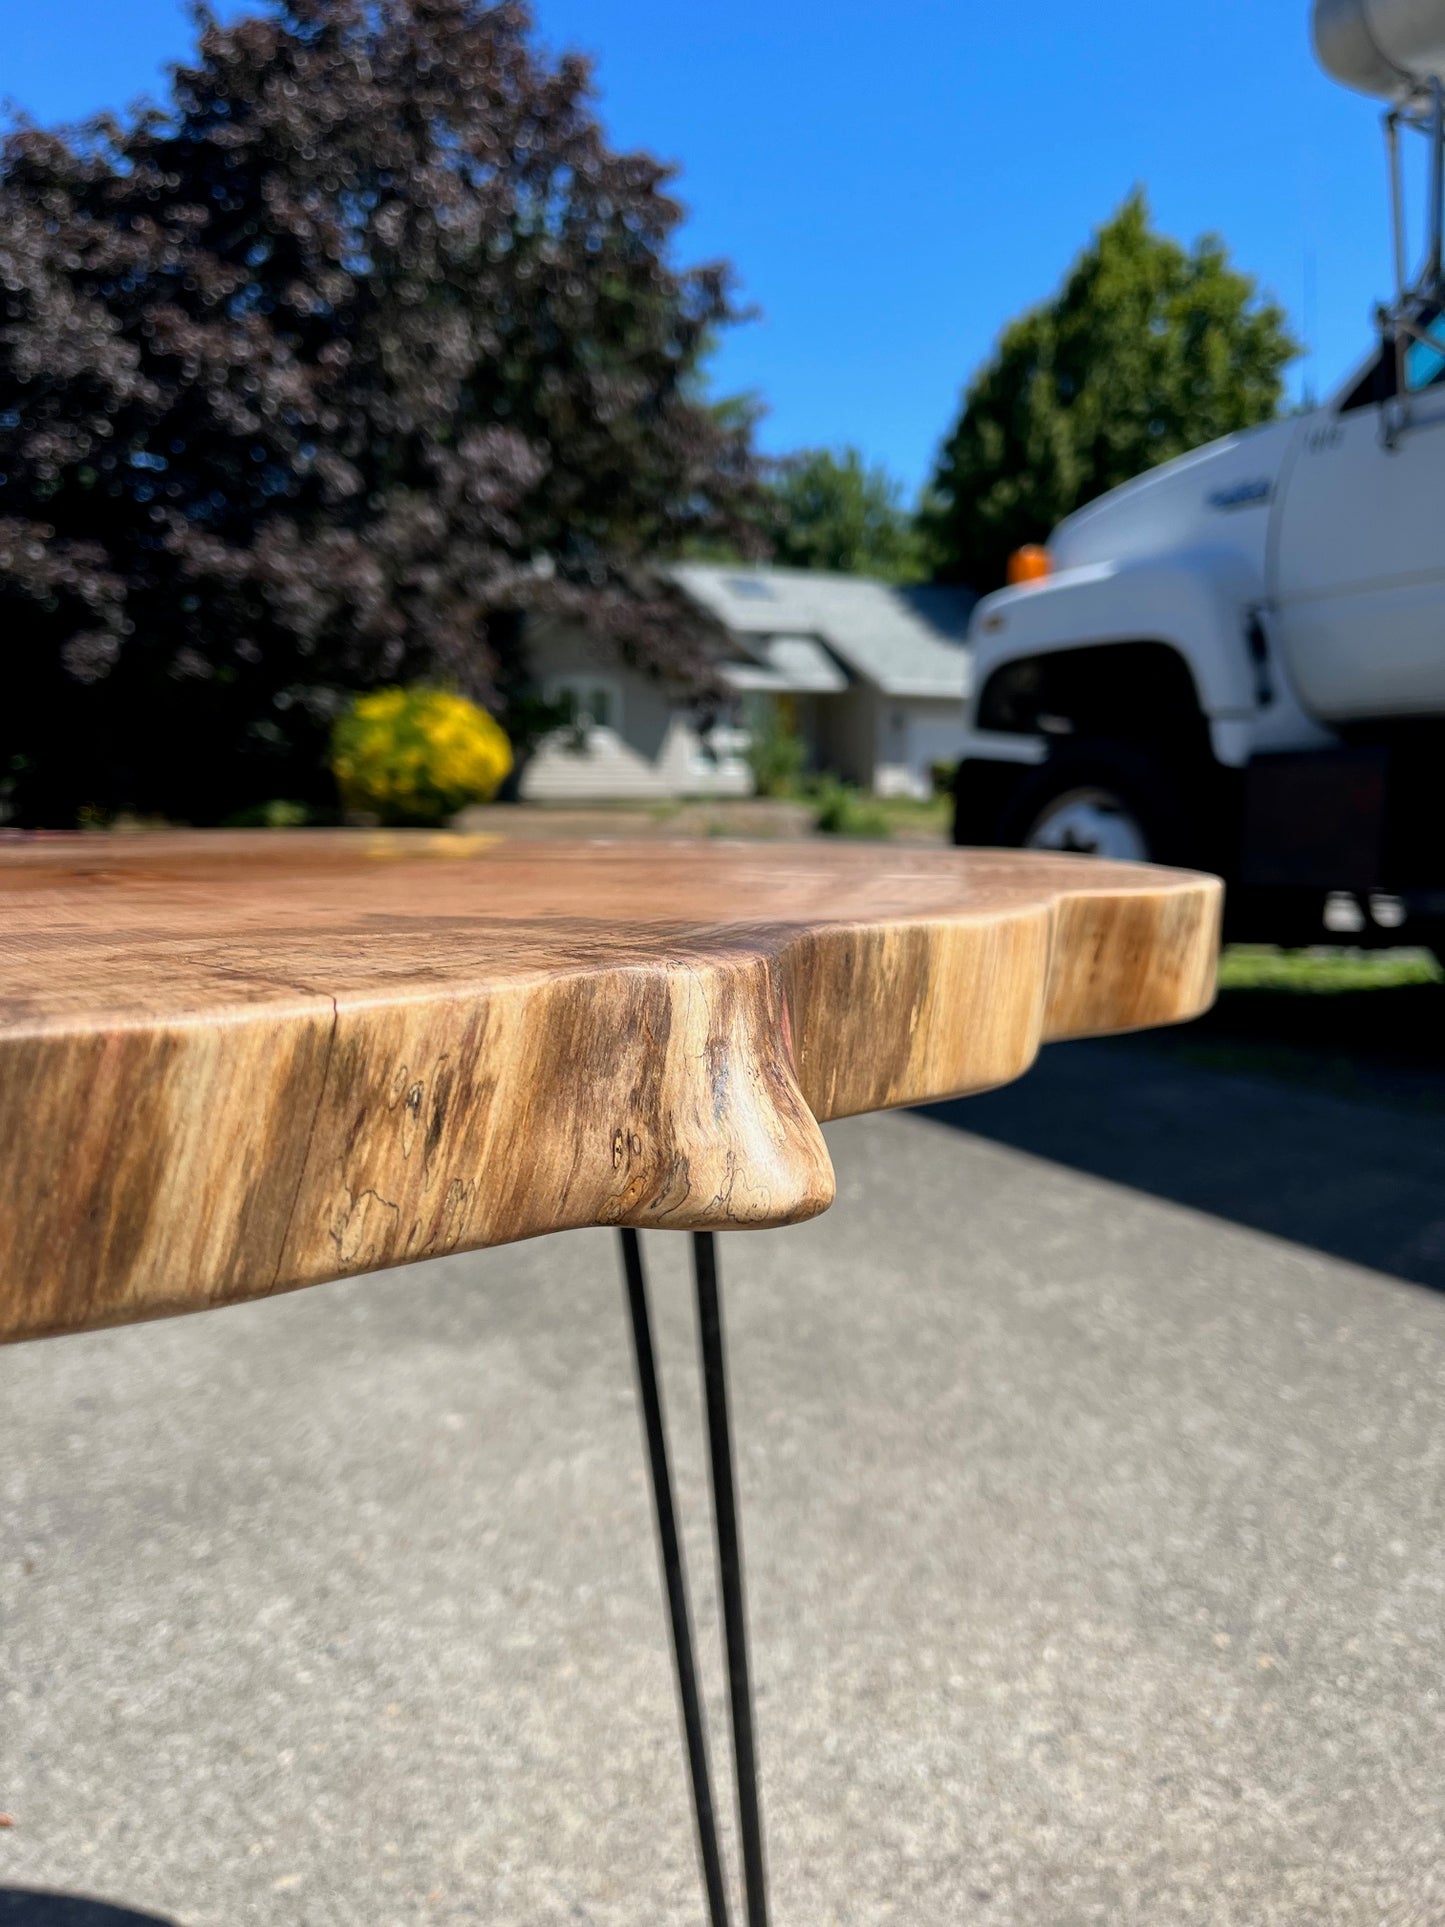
[693,1231,770,1927]
[619,1228,771,1927]
[620,1227,733,1927]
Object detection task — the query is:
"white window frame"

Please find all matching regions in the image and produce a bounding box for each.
[544,675,625,737]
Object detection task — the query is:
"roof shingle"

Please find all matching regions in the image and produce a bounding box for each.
[669,564,975,699]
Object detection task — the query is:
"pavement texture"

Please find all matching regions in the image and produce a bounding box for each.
[3,1038,1445,1927]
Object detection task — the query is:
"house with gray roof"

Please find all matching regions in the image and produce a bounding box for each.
[519,564,976,802]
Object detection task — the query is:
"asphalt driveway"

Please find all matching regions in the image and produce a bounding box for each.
[3,1039,1444,1926]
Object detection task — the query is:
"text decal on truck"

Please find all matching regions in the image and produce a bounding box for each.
[1206,479,1273,511]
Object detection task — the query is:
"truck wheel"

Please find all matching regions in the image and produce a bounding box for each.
[997,739,1194,866]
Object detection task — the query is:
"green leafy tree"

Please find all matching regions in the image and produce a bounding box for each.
[766,446,926,582]
[923,192,1299,591]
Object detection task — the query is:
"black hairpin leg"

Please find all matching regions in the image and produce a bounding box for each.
[693,1231,769,1927]
[619,1227,733,1927]
[618,1228,771,1927]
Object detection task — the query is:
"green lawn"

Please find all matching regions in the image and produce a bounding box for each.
[1218,945,1443,993]
[869,792,953,836]
[806,781,951,840]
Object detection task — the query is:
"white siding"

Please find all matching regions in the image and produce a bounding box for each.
[515,614,965,802]
[519,621,753,801]
[875,698,967,798]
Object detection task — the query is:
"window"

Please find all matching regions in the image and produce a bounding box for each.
[547,678,621,733]
[1405,310,1445,393]
[1339,308,1445,413]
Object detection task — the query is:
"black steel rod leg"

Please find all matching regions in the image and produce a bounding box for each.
[618,1227,733,1927]
[693,1230,770,1927]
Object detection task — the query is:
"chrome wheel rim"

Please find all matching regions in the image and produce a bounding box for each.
[1024,786,1150,862]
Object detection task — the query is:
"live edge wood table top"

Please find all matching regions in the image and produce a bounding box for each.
[0,830,1221,1346]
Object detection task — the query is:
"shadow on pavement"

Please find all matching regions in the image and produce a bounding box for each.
[1153,980,1444,1100]
[919,1015,1445,1293]
[0,1896,177,1925]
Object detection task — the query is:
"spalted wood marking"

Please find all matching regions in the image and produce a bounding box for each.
[0,833,1221,1341]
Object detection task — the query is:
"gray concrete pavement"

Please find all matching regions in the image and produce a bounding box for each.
[3,1042,1445,1926]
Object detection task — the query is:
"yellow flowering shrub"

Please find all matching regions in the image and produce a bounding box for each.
[330,686,513,825]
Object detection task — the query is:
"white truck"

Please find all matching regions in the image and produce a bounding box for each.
[952,0,1445,952]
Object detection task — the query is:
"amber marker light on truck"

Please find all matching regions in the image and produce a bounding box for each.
[1006,544,1052,586]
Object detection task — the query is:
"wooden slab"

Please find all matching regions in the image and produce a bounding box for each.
[0,831,1221,1342]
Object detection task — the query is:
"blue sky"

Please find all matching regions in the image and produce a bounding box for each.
[4,0,1400,495]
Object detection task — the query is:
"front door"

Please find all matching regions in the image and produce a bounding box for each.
[1272,317,1445,721]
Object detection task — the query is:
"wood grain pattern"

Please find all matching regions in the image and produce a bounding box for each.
[0,831,1221,1342]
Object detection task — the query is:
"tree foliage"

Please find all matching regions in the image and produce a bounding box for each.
[0,0,761,824]
[764,446,925,582]
[923,192,1299,592]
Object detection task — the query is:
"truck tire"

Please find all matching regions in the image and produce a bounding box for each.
[995,738,1204,868]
